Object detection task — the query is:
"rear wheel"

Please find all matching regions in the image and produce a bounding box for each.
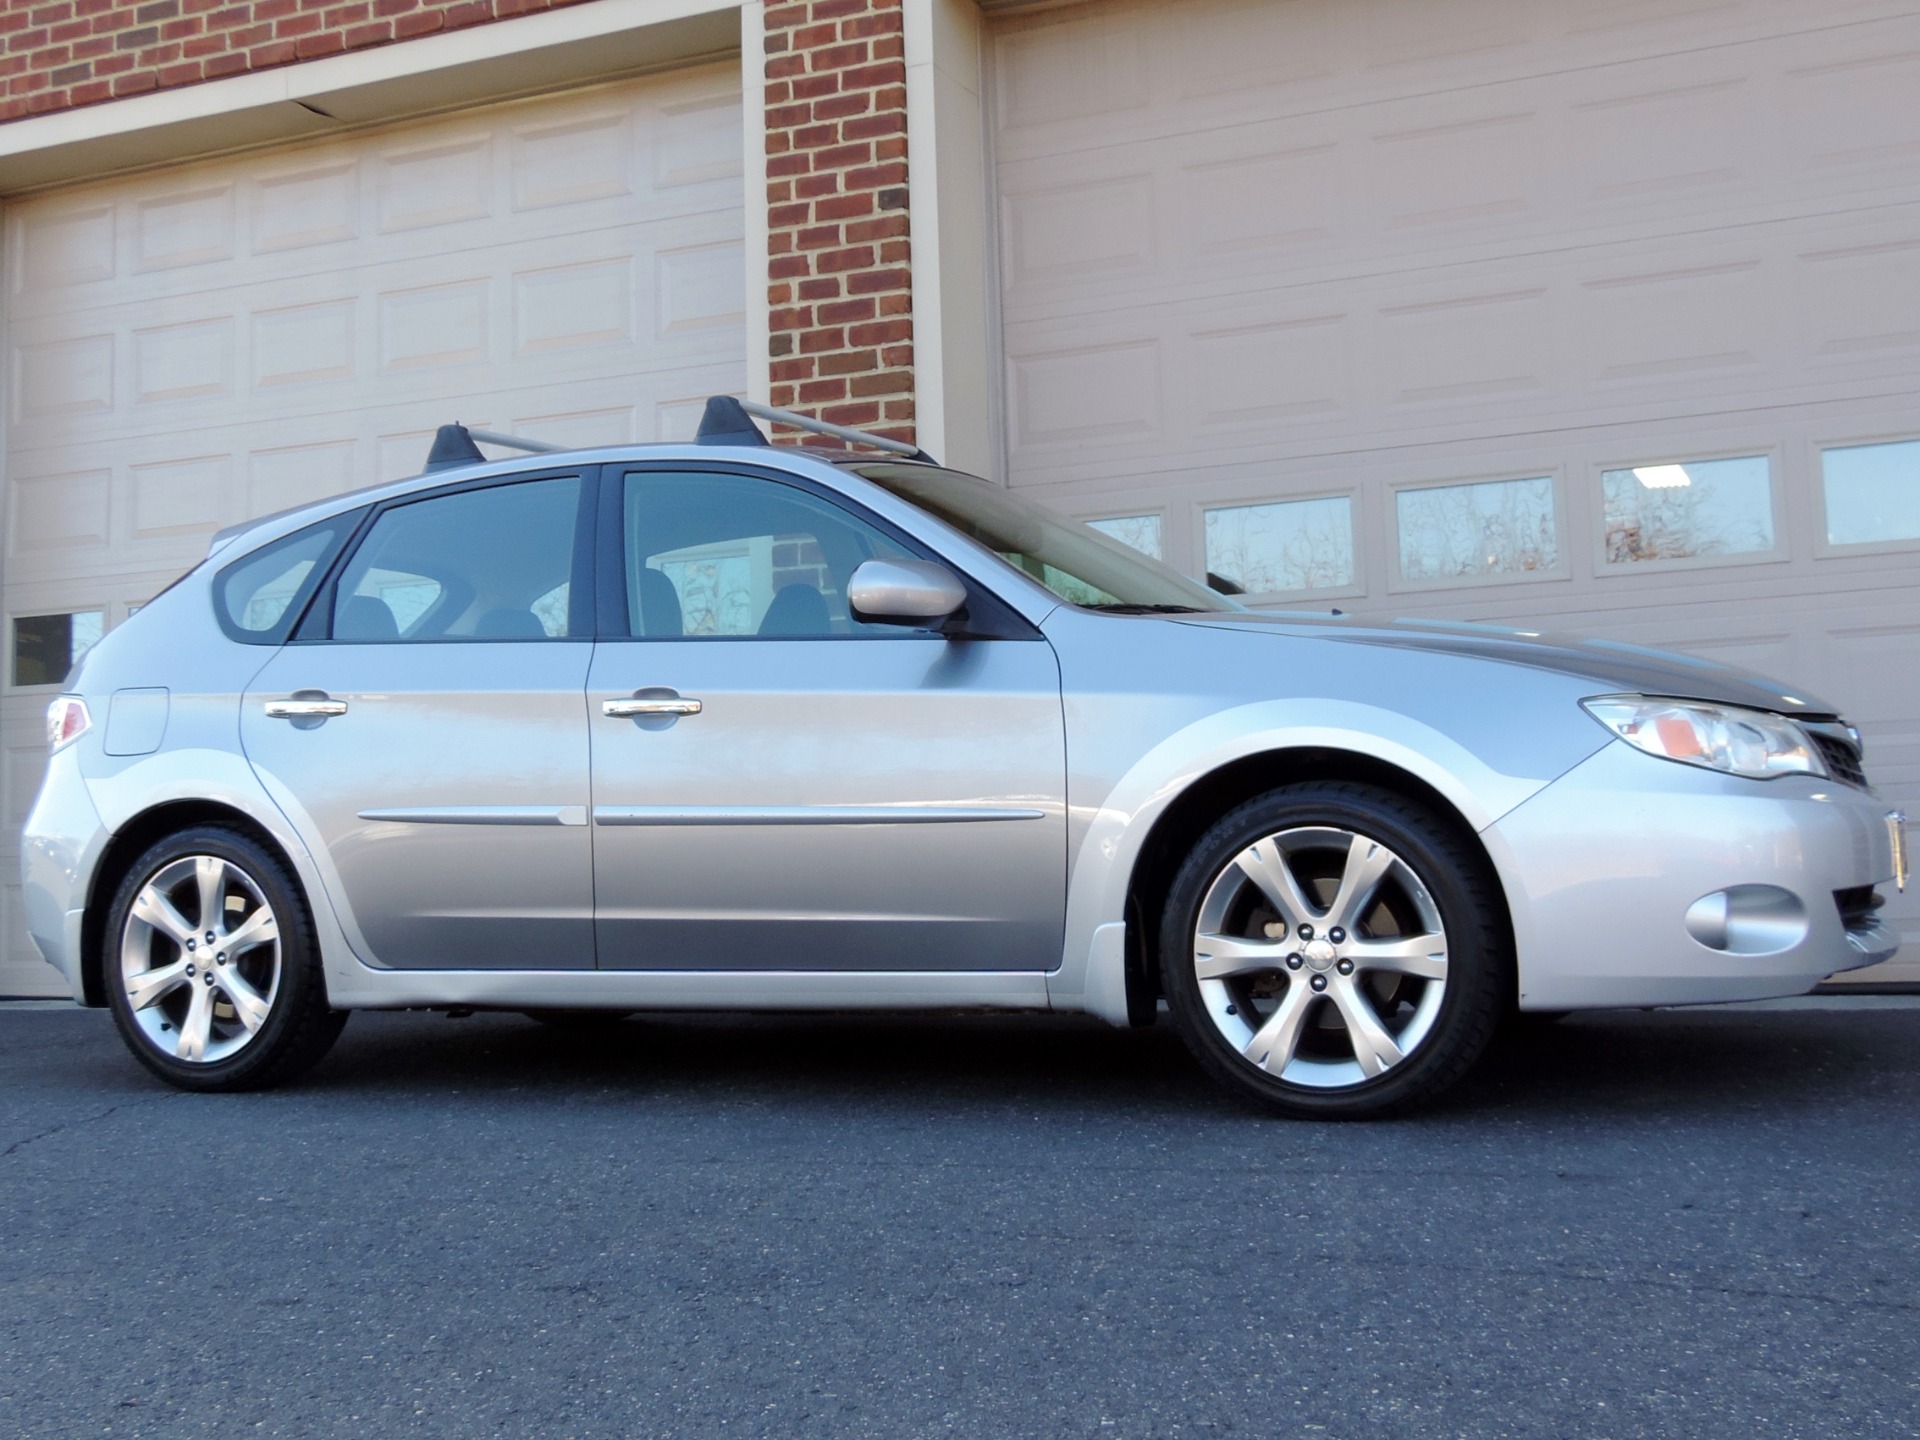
[1159,783,1506,1119]
[104,826,345,1092]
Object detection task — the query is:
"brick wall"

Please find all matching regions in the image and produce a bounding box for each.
[763,0,915,447]
[0,0,597,122]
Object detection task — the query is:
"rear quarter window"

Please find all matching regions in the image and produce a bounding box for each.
[214,516,356,645]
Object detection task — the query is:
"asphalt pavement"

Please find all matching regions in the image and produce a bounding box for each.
[1,999,1916,1439]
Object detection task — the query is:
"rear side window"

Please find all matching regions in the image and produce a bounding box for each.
[330,476,583,641]
[215,518,353,645]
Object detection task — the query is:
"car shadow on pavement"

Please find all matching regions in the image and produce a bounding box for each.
[279,1003,1904,1124]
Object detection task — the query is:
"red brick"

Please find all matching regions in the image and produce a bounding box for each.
[817,348,878,378]
[811,141,871,172]
[813,191,873,221]
[846,162,907,190]
[793,223,841,250]
[811,91,868,122]
[813,244,874,274]
[842,12,902,41]
[810,0,866,20]
[770,357,816,384]
[850,317,912,347]
[820,402,882,428]
[840,62,898,90]
[816,297,875,325]
[798,326,844,354]
[798,378,850,405]
[796,276,841,301]
[794,172,839,199]
[846,267,910,297]
[845,213,908,244]
[392,9,442,37]
[248,38,296,64]
[808,41,867,71]
[343,20,390,44]
[769,201,811,228]
[293,28,345,56]
[788,70,836,100]
[849,370,906,398]
[768,253,810,281]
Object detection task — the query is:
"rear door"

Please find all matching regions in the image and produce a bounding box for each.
[587,465,1068,972]
[242,470,597,970]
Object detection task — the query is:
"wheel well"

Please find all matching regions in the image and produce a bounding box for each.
[1119,748,1513,1023]
[79,801,292,1008]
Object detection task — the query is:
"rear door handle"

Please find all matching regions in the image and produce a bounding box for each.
[603,695,702,718]
[264,696,348,719]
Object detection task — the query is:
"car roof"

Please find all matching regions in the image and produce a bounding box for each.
[206,441,936,558]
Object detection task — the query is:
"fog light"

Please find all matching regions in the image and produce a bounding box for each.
[1684,886,1808,955]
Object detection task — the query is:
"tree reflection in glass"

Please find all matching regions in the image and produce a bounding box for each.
[1601,456,1773,564]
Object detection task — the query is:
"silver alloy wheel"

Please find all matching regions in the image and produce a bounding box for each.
[119,854,282,1065]
[1192,825,1449,1089]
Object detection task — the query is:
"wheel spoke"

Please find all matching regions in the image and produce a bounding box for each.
[1326,835,1395,931]
[1194,932,1290,981]
[131,886,197,947]
[1242,979,1315,1076]
[215,967,271,1033]
[222,906,278,956]
[125,958,190,1012]
[194,856,228,935]
[1234,839,1321,925]
[1328,974,1404,1077]
[1347,932,1448,981]
[176,983,215,1062]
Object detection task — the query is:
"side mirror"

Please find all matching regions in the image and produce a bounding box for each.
[848,558,968,627]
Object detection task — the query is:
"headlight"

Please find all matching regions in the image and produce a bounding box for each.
[1581,695,1823,780]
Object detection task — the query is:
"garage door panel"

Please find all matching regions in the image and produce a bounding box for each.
[0,65,744,997]
[995,0,1920,976]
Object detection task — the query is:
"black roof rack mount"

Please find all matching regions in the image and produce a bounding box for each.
[694,395,935,463]
[424,424,566,473]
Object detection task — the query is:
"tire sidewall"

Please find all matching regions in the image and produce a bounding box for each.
[104,825,325,1092]
[1159,784,1505,1119]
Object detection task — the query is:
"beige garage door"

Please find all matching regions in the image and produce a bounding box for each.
[0,62,746,997]
[992,0,1920,979]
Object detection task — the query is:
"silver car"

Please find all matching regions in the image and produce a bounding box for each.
[22,398,1910,1117]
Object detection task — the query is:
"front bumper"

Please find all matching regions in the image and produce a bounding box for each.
[20,742,108,1003]
[1485,740,1903,1010]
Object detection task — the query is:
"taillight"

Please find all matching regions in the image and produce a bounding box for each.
[47,696,90,752]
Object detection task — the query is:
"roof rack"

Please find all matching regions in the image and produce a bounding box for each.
[694,395,935,463]
[424,424,566,472]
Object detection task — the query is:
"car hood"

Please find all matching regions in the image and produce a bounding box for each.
[1171,612,1842,719]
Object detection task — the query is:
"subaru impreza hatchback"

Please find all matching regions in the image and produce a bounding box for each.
[22,398,1908,1117]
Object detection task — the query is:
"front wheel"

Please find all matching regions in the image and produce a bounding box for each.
[1159,783,1507,1119]
[104,826,346,1092]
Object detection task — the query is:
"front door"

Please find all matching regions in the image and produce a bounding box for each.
[588,466,1067,972]
[241,472,596,970]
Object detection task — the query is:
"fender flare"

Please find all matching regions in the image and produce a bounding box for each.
[1046,698,1565,1024]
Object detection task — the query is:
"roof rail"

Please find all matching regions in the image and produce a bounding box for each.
[423,423,567,473]
[693,395,935,463]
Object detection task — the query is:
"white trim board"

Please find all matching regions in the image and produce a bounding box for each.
[0,0,743,193]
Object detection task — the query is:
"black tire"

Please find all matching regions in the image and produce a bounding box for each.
[521,1009,634,1029]
[103,825,346,1092]
[1158,782,1508,1120]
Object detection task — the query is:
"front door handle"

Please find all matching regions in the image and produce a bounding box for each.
[264,695,348,719]
[603,694,703,719]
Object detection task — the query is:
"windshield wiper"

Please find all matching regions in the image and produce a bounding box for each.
[1080,603,1210,615]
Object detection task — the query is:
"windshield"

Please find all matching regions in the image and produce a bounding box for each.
[856,464,1239,613]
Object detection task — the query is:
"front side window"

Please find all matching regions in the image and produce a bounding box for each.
[331,476,582,641]
[622,471,923,638]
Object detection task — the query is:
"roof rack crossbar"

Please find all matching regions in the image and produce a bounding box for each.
[736,399,927,460]
[465,428,566,455]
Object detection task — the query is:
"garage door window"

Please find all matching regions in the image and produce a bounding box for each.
[11,610,103,688]
[1395,476,1559,584]
[1821,439,1920,547]
[1600,456,1775,566]
[1203,496,1355,596]
[1086,514,1163,560]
